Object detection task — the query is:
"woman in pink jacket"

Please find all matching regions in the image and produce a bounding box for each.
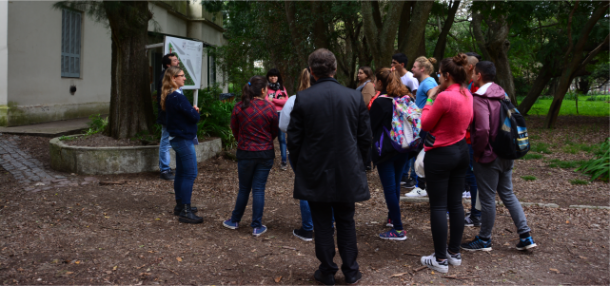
[266,68,289,170]
[419,53,473,274]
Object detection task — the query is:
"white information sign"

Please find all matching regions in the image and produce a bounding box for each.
[164,36,203,90]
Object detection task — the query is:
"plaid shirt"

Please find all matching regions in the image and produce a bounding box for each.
[231,98,279,152]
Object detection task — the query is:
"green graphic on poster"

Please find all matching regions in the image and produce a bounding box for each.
[164,36,203,90]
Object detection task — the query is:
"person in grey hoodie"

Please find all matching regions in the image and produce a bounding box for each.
[460,61,537,252]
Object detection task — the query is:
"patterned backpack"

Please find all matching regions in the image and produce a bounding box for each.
[379,95,422,152]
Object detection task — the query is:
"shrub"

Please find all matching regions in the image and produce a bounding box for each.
[85,114,108,136]
[521,175,537,181]
[576,138,610,182]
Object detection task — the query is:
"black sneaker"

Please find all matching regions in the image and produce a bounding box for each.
[516,236,537,250]
[400,176,409,185]
[345,271,362,285]
[173,204,199,215]
[280,162,288,171]
[178,204,203,224]
[404,177,416,188]
[464,213,481,227]
[293,228,313,242]
[461,236,492,251]
[314,270,335,285]
[160,170,175,181]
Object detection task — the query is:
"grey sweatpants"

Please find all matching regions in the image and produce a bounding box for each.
[474,157,531,239]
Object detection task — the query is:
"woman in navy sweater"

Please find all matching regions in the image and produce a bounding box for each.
[160,66,202,224]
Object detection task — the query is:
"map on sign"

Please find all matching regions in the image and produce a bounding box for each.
[164,36,203,90]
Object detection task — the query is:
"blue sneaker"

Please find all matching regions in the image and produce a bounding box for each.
[516,236,537,250]
[379,229,407,241]
[252,225,267,237]
[222,219,238,229]
[460,236,492,251]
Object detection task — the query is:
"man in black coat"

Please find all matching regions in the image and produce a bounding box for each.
[287,48,371,285]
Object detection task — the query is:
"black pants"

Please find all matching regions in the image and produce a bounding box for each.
[424,139,469,259]
[309,201,359,279]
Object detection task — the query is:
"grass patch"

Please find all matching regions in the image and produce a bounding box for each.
[521,153,543,160]
[524,99,609,117]
[529,134,541,140]
[530,142,552,154]
[521,175,537,181]
[569,179,589,185]
[547,159,587,169]
[576,138,610,182]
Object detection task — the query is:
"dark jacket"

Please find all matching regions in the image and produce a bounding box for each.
[471,82,505,164]
[369,94,399,165]
[287,77,372,203]
[165,90,200,140]
[156,69,168,125]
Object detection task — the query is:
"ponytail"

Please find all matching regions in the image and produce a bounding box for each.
[375,67,413,99]
[241,76,268,109]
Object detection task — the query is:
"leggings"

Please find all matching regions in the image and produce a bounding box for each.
[424,139,469,259]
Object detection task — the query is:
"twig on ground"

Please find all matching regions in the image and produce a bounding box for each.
[100,226,132,232]
[404,253,423,257]
[282,246,297,251]
[414,266,427,272]
[99,180,127,186]
[443,275,477,280]
[504,228,513,233]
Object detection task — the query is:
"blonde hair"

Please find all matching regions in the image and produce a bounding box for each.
[297,68,311,92]
[414,56,437,76]
[160,66,182,111]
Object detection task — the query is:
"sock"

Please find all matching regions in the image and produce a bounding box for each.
[479,236,491,241]
[519,232,530,239]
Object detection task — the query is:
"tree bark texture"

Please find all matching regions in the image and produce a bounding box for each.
[472,9,516,104]
[433,0,461,71]
[105,1,155,139]
[399,1,434,69]
[361,1,405,69]
[284,1,308,67]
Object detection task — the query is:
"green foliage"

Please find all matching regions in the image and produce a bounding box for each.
[546,159,587,169]
[576,138,610,182]
[523,99,609,117]
[521,153,543,160]
[59,135,76,141]
[190,86,236,150]
[530,142,552,154]
[569,179,589,185]
[521,175,537,181]
[85,114,108,136]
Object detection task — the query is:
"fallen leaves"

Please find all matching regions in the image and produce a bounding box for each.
[549,268,560,274]
[274,276,282,283]
[176,257,182,262]
[391,272,410,277]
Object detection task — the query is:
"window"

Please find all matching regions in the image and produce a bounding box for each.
[61,9,82,78]
[208,54,216,86]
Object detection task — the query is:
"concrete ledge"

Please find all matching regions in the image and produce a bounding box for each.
[50,135,221,174]
[400,196,605,209]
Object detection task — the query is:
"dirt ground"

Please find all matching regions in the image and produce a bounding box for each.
[0,116,608,285]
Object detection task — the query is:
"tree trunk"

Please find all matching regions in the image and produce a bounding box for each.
[518,68,552,115]
[433,0,460,71]
[399,1,434,68]
[472,9,516,104]
[546,77,559,95]
[105,1,155,139]
[311,1,329,49]
[361,1,405,69]
[577,77,591,95]
[284,1,308,67]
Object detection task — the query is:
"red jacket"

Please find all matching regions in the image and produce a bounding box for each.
[471,82,506,164]
[267,87,288,112]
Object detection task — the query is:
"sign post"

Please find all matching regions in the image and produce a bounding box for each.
[163,36,203,107]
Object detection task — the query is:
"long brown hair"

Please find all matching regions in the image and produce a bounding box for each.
[375,67,412,98]
[439,53,469,96]
[241,76,268,109]
[358,66,375,83]
[297,68,311,92]
[161,66,182,111]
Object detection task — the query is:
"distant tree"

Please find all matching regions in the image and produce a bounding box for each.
[54,1,155,139]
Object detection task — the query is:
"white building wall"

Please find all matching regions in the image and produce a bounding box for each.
[5,1,110,126]
[0,1,8,108]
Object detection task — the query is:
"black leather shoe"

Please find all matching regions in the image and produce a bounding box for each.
[178,204,203,224]
[160,171,175,181]
[345,271,362,285]
[174,202,199,215]
[314,270,335,285]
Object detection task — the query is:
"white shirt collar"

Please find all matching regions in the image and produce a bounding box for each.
[475,82,493,95]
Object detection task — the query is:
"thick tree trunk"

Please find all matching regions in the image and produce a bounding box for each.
[311,1,329,49]
[433,0,460,71]
[284,1,308,67]
[472,9,516,104]
[400,1,434,68]
[518,68,552,115]
[105,1,155,139]
[361,1,405,69]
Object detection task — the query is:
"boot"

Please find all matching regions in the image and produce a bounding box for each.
[174,200,199,215]
[178,204,203,224]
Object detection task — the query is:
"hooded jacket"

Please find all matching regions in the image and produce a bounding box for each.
[471,82,507,164]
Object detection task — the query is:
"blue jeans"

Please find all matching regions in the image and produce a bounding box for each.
[159,125,171,172]
[287,156,313,231]
[466,144,480,216]
[278,112,287,164]
[170,138,198,204]
[401,157,416,179]
[230,158,273,228]
[377,152,410,230]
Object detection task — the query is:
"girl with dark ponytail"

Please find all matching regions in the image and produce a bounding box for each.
[225,76,279,237]
[419,53,473,274]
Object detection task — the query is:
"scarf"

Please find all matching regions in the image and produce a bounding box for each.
[268,82,281,92]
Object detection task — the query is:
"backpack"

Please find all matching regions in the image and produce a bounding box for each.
[491,97,530,159]
[378,95,422,152]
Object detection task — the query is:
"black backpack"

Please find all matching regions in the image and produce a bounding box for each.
[491,98,530,159]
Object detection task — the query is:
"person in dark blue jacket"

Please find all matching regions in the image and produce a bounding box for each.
[160,66,202,224]
[156,53,180,181]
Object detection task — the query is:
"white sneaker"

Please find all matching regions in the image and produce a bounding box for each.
[462,191,471,199]
[405,187,427,197]
[420,253,449,273]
